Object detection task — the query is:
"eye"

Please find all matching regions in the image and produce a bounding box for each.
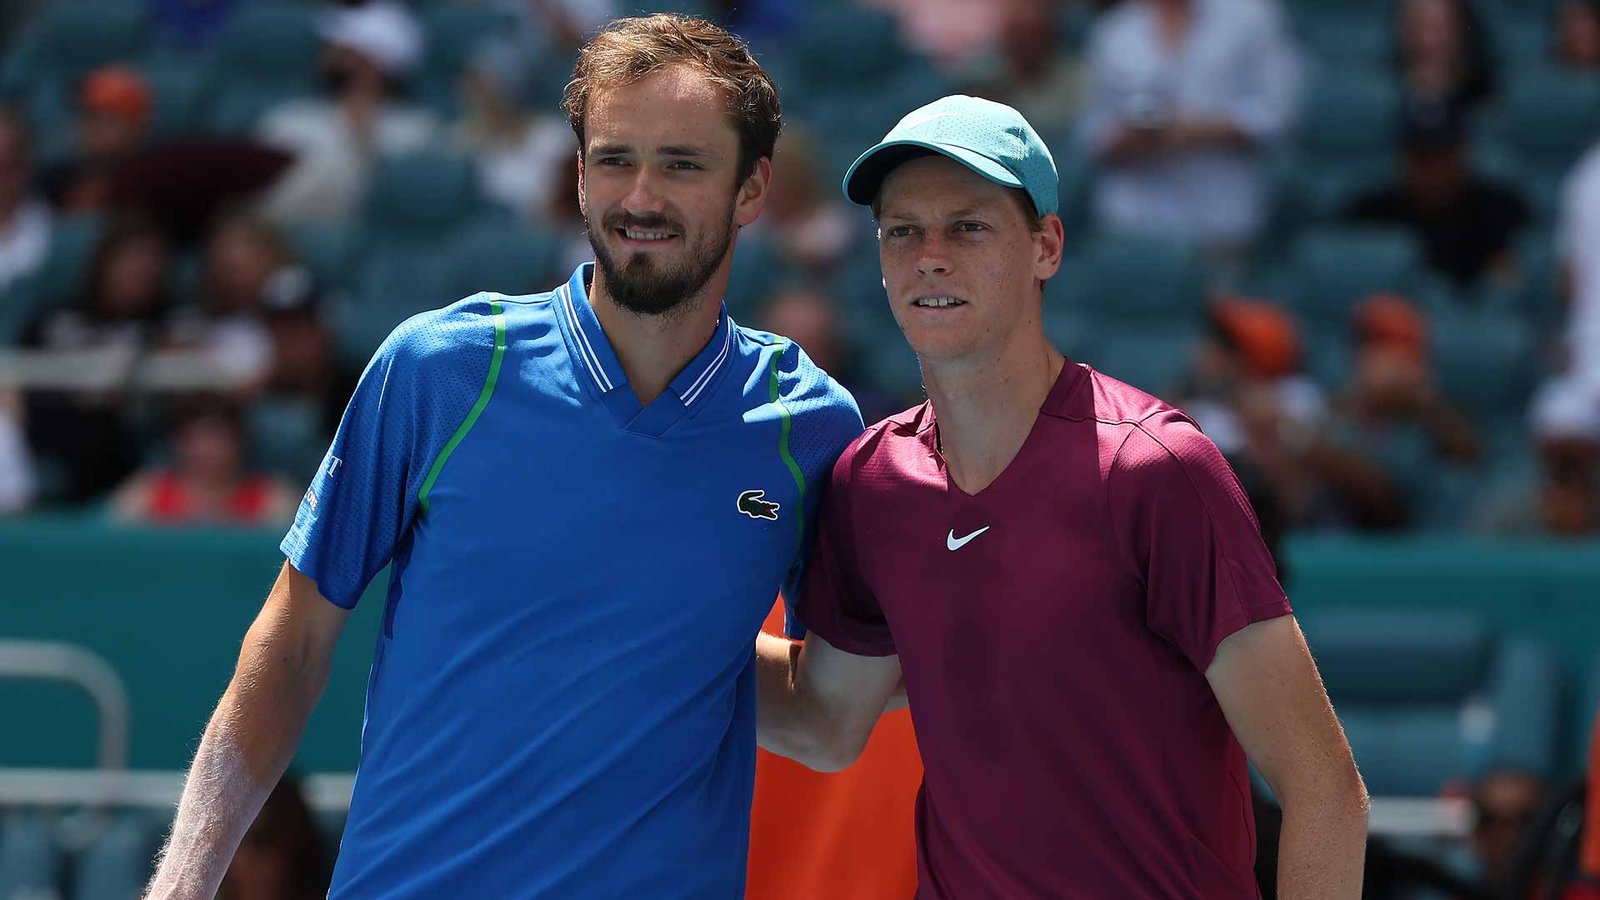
[954,221,987,233]
[595,156,628,167]
[884,225,916,238]
[668,160,704,171]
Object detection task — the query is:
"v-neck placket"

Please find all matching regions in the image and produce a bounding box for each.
[552,264,736,437]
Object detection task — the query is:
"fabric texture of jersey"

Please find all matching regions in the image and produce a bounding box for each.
[795,361,1290,899]
[283,264,862,898]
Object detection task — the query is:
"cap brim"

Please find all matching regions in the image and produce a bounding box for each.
[842,139,1023,207]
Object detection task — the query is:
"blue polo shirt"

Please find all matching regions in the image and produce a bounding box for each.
[281,264,862,897]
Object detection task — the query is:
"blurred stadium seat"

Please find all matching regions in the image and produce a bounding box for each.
[0,809,61,896]
[200,3,320,135]
[1301,609,1562,795]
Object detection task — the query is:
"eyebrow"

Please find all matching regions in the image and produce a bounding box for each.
[589,143,719,159]
[880,203,1001,222]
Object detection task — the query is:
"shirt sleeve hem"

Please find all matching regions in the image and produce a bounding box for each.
[1196,598,1294,672]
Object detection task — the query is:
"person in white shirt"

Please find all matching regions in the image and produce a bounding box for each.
[255,2,441,226]
[1077,0,1302,272]
[0,108,52,296]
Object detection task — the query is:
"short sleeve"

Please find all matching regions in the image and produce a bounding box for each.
[281,296,497,608]
[793,451,897,657]
[771,339,865,638]
[1109,411,1291,672]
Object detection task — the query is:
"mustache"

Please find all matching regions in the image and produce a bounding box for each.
[602,211,682,233]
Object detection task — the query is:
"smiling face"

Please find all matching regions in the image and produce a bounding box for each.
[875,154,1063,365]
[578,64,769,318]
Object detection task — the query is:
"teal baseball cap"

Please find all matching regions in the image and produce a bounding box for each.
[842,95,1058,217]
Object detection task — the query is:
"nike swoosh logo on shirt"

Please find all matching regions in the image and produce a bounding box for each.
[946,526,991,551]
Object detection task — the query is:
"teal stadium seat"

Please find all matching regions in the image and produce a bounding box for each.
[1086,327,1197,396]
[1495,70,1600,220]
[1431,309,1539,429]
[201,3,320,134]
[72,812,165,900]
[418,4,518,116]
[136,56,208,138]
[1287,74,1402,222]
[336,152,486,368]
[250,396,328,483]
[1286,226,1425,326]
[442,223,565,302]
[1298,14,1392,72]
[1068,232,1208,325]
[1300,610,1562,795]
[0,810,60,897]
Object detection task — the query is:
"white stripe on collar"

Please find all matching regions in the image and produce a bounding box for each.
[681,320,733,406]
[562,284,614,393]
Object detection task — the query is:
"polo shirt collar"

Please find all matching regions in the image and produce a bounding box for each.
[557,263,736,408]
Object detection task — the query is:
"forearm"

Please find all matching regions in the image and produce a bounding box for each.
[1275,778,1370,899]
[754,632,832,765]
[145,625,331,898]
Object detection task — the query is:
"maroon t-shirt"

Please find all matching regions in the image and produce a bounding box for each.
[796,361,1291,899]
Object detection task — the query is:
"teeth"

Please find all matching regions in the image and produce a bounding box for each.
[623,228,674,241]
[914,297,963,308]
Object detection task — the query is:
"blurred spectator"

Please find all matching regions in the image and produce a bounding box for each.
[454,67,576,227]
[218,773,331,900]
[166,211,331,406]
[866,0,1012,74]
[41,66,153,214]
[111,394,297,526]
[0,388,36,514]
[150,0,241,51]
[1077,0,1302,271]
[474,0,617,111]
[1557,0,1600,72]
[1298,294,1480,529]
[1395,0,1496,118]
[1517,130,1600,535]
[20,213,173,504]
[756,286,899,424]
[1176,298,1328,528]
[976,0,1086,137]
[755,129,855,279]
[1468,768,1550,895]
[0,107,52,296]
[1345,97,1530,289]
[256,1,441,225]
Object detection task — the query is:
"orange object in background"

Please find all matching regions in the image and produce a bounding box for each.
[1582,713,1599,878]
[747,600,923,900]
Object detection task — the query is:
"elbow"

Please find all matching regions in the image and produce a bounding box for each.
[772,723,867,774]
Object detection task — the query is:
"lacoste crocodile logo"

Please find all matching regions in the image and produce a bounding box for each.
[737,489,781,521]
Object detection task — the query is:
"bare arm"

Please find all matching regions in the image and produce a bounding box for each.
[144,562,349,900]
[1206,616,1369,900]
[756,631,902,773]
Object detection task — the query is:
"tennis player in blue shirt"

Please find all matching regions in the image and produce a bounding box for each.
[145,16,862,899]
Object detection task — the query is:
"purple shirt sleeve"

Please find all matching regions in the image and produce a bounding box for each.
[793,450,897,657]
[1110,410,1292,672]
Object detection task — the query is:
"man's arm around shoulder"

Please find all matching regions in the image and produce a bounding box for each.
[756,631,902,773]
[144,562,348,900]
[1207,616,1370,900]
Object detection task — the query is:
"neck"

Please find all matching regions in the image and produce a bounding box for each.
[921,327,1064,494]
[589,265,728,405]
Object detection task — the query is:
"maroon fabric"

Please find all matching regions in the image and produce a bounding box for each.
[796,361,1291,899]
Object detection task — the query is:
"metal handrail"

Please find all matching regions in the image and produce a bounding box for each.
[0,640,130,772]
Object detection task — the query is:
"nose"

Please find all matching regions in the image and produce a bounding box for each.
[620,168,666,216]
[916,233,953,279]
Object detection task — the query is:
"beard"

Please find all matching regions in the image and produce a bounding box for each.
[586,205,735,318]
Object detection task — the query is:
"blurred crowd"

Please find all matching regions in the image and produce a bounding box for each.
[0,0,1595,537]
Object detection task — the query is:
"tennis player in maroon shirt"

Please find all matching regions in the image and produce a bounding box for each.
[756,96,1369,898]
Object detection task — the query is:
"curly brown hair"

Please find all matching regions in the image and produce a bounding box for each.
[561,14,782,186]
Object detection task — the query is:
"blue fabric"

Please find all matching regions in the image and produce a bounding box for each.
[283,264,862,897]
